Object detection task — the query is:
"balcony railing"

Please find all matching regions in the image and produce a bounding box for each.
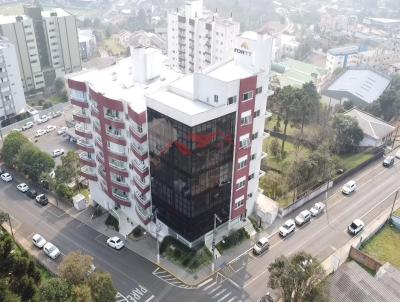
[135,205,151,225]
[112,191,129,201]
[109,161,127,171]
[134,176,150,189]
[104,113,122,122]
[133,160,148,173]
[131,143,148,156]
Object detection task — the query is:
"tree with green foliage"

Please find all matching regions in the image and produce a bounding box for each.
[88,271,117,302]
[1,132,29,167]
[55,151,80,188]
[71,284,93,302]
[54,78,65,96]
[286,153,314,200]
[260,172,287,200]
[268,138,281,158]
[40,278,71,302]
[268,251,326,302]
[332,114,364,154]
[296,82,320,135]
[16,144,55,182]
[308,144,335,183]
[0,279,21,302]
[59,251,93,286]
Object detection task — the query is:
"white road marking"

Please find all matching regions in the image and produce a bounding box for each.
[226,297,237,302]
[203,281,217,291]
[212,289,227,299]
[197,278,213,288]
[208,284,222,294]
[144,295,155,302]
[218,292,232,302]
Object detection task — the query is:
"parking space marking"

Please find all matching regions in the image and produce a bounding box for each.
[152,267,192,289]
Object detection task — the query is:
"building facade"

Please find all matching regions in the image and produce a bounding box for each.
[0,5,81,92]
[0,36,26,120]
[68,31,272,247]
[167,0,240,74]
[78,29,97,60]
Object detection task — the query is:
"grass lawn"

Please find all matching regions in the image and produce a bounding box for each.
[335,152,375,172]
[393,208,400,216]
[103,38,126,56]
[361,224,400,269]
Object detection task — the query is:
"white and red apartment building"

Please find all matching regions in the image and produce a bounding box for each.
[68,31,272,247]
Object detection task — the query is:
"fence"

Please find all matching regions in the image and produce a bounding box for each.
[0,102,71,137]
[349,246,382,273]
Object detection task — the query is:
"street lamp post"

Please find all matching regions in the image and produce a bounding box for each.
[211,213,222,273]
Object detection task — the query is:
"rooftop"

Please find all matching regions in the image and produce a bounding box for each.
[0,8,70,25]
[41,8,71,18]
[365,17,400,24]
[325,69,390,104]
[69,52,183,113]
[206,60,254,82]
[328,45,360,56]
[271,58,328,88]
[345,108,395,139]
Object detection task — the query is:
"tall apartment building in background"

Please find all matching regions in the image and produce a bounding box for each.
[167,0,240,74]
[68,31,272,247]
[0,5,81,92]
[0,36,26,120]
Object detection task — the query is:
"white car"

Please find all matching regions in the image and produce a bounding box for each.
[46,125,56,133]
[17,183,29,192]
[43,242,61,259]
[52,149,64,157]
[22,122,34,131]
[1,173,12,182]
[396,150,400,159]
[310,202,325,217]
[37,115,49,124]
[32,234,47,248]
[348,219,365,236]
[106,236,124,250]
[52,111,62,118]
[57,126,68,135]
[342,180,357,195]
[295,210,311,226]
[279,219,296,237]
[253,237,270,255]
[34,129,46,137]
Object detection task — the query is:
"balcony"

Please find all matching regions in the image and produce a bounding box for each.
[110,179,130,192]
[96,153,104,164]
[131,143,148,161]
[129,126,147,143]
[134,190,151,209]
[79,153,96,167]
[133,177,150,194]
[109,162,129,177]
[111,190,131,207]
[108,148,127,162]
[104,113,124,129]
[135,205,151,225]
[95,138,103,149]
[80,166,97,181]
[91,105,100,118]
[75,126,93,139]
[73,111,90,124]
[98,168,106,179]
[77,139,94,153]
[132,160,149,178]
[106,130,127,146]
[70,98,89,109]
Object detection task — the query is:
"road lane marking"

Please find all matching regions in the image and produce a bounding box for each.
[218,292,231,302]
[209,284,222,294]
[203,281,217,291]
[212,288,227,299]
[226,297,237,302]
[197,278,213,288]
[144,295,155,302]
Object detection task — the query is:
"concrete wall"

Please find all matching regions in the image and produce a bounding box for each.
[349,246,382,272]
[392,215,400,229]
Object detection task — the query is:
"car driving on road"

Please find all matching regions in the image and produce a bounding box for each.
[295,210,311,226]
[1,173,12,182]
[348,219,365,236]
[253,237,270,255]
[106,236,124,250]
[22,122,34,131]
[43,242,60,259]
[17,183,29,193]
[310,202,325,217]
[383,155,395,167]
[32,234,47,249]
[279,219,296,237]
[342,180,357,195]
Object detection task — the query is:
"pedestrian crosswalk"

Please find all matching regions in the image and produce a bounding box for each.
[197,276,243,302]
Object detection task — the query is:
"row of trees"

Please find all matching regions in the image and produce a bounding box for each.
[0,223,117,302]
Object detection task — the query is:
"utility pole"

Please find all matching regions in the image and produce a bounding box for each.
[389,191,398,220]
[211,213,222,273]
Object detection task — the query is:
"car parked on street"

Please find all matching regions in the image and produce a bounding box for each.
[295,210,311,226]
[348,219,365,236]
[34,129,46,137]
[32,234,47,249]
[22,121,34,131]
[37,115,49,124]
[52,149,64,158]
[43,242,60,259]
[52,111,62,118]
[253,237,270,255]
[35,194,48,206]
[17,183,29,193]
[383,155,395,167]
[46,125,57,133]
[310,202,325,217]
[106,236,124,250]
[279,219,296,237]
[342,180,357,195]
[26,188,38,199]
[57,126,68,135]
[1,173,12,182]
